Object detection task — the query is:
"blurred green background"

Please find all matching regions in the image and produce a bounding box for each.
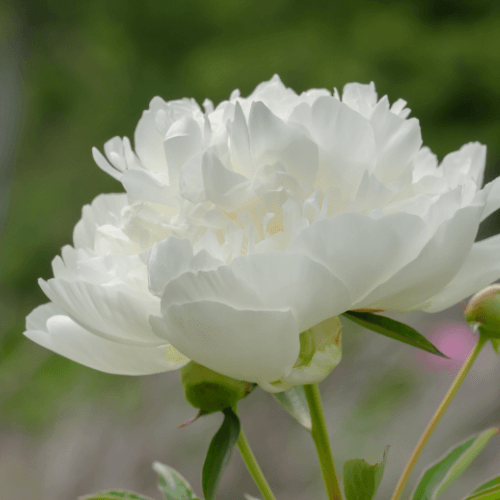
[1,1,500,499]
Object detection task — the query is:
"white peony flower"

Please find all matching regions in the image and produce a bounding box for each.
[25,193,190,375]
[26,75,500,391]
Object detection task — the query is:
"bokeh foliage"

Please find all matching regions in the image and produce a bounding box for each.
[1,0,500,432]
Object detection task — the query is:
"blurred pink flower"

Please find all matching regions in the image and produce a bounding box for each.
[417,321,478,371]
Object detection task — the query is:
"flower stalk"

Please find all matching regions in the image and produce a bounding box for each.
[233,407,277,500]
[390,333,488,500]
[304,383,344,500]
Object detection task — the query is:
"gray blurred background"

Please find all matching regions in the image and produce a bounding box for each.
[1,1,500,499]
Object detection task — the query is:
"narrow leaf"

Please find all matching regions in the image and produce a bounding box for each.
[342,311,448,358]
[464,484,500,500]
[411,427,499,500]
[271,385,312,431]
[243,495,262,500]
[471,475,500,494]
[463,475,500,500]
[153,461,200,500]
[343,446,389,500]
[202,406,241,500]
[79,491,155,500]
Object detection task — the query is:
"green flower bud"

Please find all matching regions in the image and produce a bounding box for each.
[464,284,500,340]
[180,361,255,414]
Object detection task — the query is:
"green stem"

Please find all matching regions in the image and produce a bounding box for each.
[304,383,344,500]
[390,334,488,500]
[234,407,277,500]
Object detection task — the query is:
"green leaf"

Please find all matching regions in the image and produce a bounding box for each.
[202,406,241,500]
[464,485,500,500]
[463,475,500,499]
[153,461,201,500]
[271,385,312,431]
[343,446,389,500]
[411,427,499,500]
[342,311,448,358]
[490,338,500,354]
[79,490,155,500]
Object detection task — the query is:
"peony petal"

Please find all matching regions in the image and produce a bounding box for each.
[424,233,500,312]
[92,147,122,181]
[229,253,352,331]
[39,278,163,346]
[25,303,188,375]
[341,82,378,119]
[147,236,223,298]
[163,116,203,187]
[478,175,500,222]
[159,265,264,311]
[370,96,422,183]
[288,211,428,304]
[201,151,254,211]
[121,169,179,207]
[134,97,169,173]
[358,204,483,311]
[441,142,486,189]
[308,96,377,193]
[72,193,128,250]
[248,101,319,185]
[154,300,300,383]
[178,152,207,204]
[227,101,254,178]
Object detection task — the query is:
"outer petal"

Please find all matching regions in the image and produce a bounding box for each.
[479,175,500,222]
[287,211,428,304]
[358,204,483,311]
[151,301,300,383]
[39,278,164,346]
[229,253,352,331]
[424,233,500,312]
[25,303,188,375]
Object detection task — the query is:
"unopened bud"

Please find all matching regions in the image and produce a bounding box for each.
[180,361,256,414]
[464,284,500,339]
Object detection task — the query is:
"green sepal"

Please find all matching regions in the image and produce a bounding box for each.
[153,461,201,500]
[180,361,256,414]
[79,491,155,500]
[202,406,241,500]
[342,311,448,358]
[271,385,312,431]
[343,446,389,500]
[411,427,499,500]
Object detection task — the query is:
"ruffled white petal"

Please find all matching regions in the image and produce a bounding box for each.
[358,204,483,311]
[134,97,170,173]
[147,236,223,298]
[39,278,163,346]
[288,211,429,304]
[25,303,188,374]
[424,233,500,312]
